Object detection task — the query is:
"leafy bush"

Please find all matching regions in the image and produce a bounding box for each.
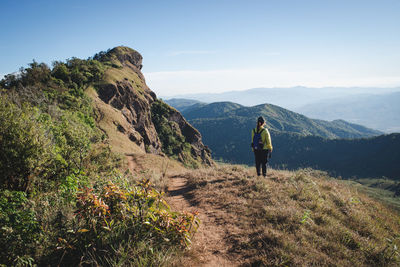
[0,97,54,191]
[0,95,101,192]
[56,180,199,265]
[49,110,101,176]
[52,62,70,83]
[59,171,89,204]
[0,190,40,265]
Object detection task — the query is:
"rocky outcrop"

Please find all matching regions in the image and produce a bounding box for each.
[95,46,212,166]
[97,78,160,153]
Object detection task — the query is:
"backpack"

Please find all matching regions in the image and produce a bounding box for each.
[252,128,264,150]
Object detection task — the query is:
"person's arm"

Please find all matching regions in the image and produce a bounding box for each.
[251,129,254,150]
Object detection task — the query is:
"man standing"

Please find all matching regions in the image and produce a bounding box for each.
[251,116,273,177]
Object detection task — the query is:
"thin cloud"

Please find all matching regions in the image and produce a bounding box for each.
[167,50,216,56]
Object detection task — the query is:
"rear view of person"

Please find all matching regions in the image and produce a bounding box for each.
[251,116,273,177]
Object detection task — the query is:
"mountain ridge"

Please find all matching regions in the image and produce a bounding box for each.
[166,86,400,109]
[176,100,382,139]
[166,86,400,133]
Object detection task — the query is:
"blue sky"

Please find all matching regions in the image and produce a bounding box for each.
[1,0,400,96]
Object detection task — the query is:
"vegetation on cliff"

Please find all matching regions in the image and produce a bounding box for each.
[151,100,212,168]
[0,48,200,266]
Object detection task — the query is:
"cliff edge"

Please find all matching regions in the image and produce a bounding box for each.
[91,46,212,166]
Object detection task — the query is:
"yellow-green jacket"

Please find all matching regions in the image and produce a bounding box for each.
[251,127,273,151]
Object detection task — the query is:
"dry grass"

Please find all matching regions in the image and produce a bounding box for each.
[179,165,400,266]
[103,66,147,97]
[86,86,143,156]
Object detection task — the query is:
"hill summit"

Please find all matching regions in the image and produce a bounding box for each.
[90,46,213,166]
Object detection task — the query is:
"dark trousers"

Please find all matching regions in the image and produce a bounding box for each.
[254,149,268,176]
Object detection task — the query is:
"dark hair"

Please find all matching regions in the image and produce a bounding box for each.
[257,116,265,131]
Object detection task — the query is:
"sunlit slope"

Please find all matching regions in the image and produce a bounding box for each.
[182,165,400,266]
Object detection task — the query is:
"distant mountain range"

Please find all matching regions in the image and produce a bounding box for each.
[165,86,399,108]
[164,86,400,133]
[295,92,400,133]
[166,99,400,179]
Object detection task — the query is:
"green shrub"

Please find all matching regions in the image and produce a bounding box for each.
[0,97,54,191]
[56,180,199,265]
[50,110,100,175]
[0,190,40,265]
[52,62,70,83]
[59,171,89,203]
[0,94,105,194]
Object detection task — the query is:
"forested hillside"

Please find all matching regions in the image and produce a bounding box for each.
[180,101,381,139]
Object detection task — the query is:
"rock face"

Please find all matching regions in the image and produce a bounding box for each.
[95,46,212,166]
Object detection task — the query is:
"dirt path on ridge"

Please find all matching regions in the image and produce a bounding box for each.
[126,155,135,175]
[167,175,239,267]
[126,155,239,266]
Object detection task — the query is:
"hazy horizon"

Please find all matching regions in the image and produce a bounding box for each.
[160,85,400,99]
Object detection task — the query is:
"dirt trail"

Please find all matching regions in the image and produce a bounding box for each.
[126,155,239,266]
[126,155,138,174]
[167,175,239,267]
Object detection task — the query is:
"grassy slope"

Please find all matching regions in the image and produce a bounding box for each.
[179,165,400,266]
[86,86,143,156]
